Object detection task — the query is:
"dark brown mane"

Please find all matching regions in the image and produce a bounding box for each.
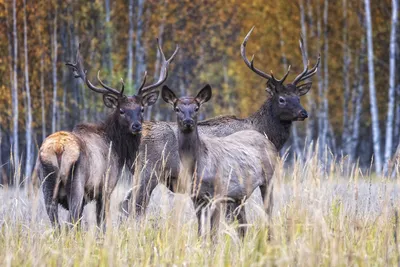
[102,113,141,169]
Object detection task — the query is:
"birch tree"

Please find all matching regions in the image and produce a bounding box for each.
[104,0,113,74]
[51,7,58,133]
[127,0,134,90]
[23,0,33,178]
[135,0,146,91]
[383,0,398,173]
[342,0,352,155]
[299,0,315,142]
[349,37,366,163]
[364,0,382,173]
[11,0,19,177]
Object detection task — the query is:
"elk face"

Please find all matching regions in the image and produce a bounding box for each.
[267,82,311,122]
[240,26,320,123]
[104,93,159,134]
[162,85,212,133]
[66,40,179,134]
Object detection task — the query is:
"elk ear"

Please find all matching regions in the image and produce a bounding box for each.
[195,84,212,105]
[142,91,159,107]
[297,82,312,96]
[103,94,118,109]
[161,85,177,106]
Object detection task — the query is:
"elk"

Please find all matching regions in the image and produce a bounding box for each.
[36,40,178,229]
[121,27,319,224]
[161,84,277,235]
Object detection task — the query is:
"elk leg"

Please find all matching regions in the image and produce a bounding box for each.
[42,168,60,228]
[193,199,206,237]
[119,189,133,217]
[96,194,105,230]
[67,174,85,228]
[43,177,60,228]
[259,182,274,240]
[235,203,247,238]
[134,174,159,218]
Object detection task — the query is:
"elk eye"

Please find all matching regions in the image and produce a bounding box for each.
[279,97,286,104]
[175,107,180,112]
[119,109,125,115]
[194,106,199,112]
[141,107,144,113]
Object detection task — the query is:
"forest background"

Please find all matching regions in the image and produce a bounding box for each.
[0,0,398,185]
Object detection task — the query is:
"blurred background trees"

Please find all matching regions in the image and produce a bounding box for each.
[0,0,398,185]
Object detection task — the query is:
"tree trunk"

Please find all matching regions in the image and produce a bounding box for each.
[127,0,134,91]
[341,0,352,155]
[23,0,33,179]
[39,33,46,142]
[383,0,398,173]
[135,0,146,91]
[51,6,58,133]
[104,0,113,74]
[349,37,366,163]
[11,0,19,180]
[299,0,315,142]
[364,0,382,174]
[145,7,166,121]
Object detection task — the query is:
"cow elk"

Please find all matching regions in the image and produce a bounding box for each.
[161,84,277,236]
[36,40,178,229]
[121,27,319,225]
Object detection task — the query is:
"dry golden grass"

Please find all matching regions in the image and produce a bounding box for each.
[1,152,399,266]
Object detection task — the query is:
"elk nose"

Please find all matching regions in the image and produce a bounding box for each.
[131,122,142,133]
[183,119,194,127]
[298,110,308,118]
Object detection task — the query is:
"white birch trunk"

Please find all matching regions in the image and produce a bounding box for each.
[127,0,134,90]
[135,0,146,91]
[11,0,19,178]
[104,0,113,73]
[383,0,398,173]
[342,0,352,155]
[39,36,46,141]
[364,0,382,174]
[299,0,315,142]
[23,0,33,179]
[349,37,366,163]
[51,7,58,133]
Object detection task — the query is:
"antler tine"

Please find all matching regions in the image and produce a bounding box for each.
[136,71,148,95]
[241,26,272,80]
[120,78,125,96]
[97,71,124,96]
[292,35,310,85]
[66,44,119,95]
[299,54,321,82]
[278,65,291,84]
[140,39,180,94]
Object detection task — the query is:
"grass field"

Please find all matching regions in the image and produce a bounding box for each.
[0,155,399,266]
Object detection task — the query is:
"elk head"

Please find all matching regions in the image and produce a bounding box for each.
[162,85,212,133]
[66,40,179,134]
[241,27,320,122]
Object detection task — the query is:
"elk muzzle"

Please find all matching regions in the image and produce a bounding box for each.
[296,109,308,121]
[131,122,142,134]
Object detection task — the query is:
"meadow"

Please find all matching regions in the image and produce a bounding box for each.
[0,150,399,266]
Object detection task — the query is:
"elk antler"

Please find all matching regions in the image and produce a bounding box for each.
[292,36,321,85]
[137,39,180,96]
[66,44,124,97]
[241,27,291,85]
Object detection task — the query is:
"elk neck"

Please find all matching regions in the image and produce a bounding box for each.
[177,124,204,174]
[101,114,141,170]
[247,98,292,151]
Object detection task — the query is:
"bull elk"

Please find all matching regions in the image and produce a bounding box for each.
[121,27,320,225]
[36,40,178,229]
[161,84,277,236]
